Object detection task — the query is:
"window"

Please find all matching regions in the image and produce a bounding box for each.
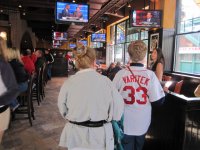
[174,0,200,75]
[116,21,126,44]
[114,44,124,63]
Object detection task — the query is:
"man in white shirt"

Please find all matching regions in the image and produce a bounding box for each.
[113,40,165,150]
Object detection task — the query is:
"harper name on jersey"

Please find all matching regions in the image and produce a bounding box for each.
[123,74,150,86]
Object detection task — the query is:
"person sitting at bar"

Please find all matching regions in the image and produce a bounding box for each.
[7,48,29,111]
[21,49,35,75]
[57,45,124,150]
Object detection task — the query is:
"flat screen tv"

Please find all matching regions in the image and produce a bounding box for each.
[91,33,106,42]
[53,40,61,46]
[79,40,87,46]
[55,1,89,24]
[130,10,162,27]
[69,44,76,49]
[53,32,67,40]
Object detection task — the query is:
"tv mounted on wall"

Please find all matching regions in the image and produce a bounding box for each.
[69,43,76,49]
[53,32,67,40]
[79,40,87,46]
[91,33,106,42]
[55,1,89,24]
[130,10,162,27]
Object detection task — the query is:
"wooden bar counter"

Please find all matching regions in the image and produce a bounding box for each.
[143,92,200,150]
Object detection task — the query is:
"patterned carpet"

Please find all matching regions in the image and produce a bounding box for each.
[2,77,67,150]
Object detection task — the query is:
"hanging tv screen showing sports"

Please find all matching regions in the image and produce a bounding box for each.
[55,1,89,24]
[53,32,67,40]
[79,40,87,46]
[91,33,106,42]
[130,10,162,27]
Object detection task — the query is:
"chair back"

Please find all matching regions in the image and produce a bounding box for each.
[162,75,172,81]
[174,80,184,94]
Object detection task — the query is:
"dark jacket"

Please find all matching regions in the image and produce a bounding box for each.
[44,53,54,64]
[0,58,19,105]
[9,59,29,83]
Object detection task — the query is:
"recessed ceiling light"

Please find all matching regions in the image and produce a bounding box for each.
[127,3,131,8]
[73,0,75,3]
[0,10,3,13]
[18,4,22,8]
[22,12,26,15]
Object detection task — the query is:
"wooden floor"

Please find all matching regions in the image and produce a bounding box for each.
[2,77,67,150]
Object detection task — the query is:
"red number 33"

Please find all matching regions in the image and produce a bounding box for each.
[123,86,147,105]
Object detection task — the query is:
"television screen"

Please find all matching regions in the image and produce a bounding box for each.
[91,34,106,42]
[56,1,89,24]
[54,32,67,40]
[79,40,87,46]
[53,40,61,46]
[69,44,76,49]
[130,10,162,27]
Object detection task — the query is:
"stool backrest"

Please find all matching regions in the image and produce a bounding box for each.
[174,80,184,94]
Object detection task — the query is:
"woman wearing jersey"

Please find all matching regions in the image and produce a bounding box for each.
[113,40,165,150]
[58,44,124,150]
[150,48,165,81]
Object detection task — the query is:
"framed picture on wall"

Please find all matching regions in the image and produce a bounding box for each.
[150,33,159,52]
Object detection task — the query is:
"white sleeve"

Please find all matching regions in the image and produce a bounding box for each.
[111,82,124,121]
[50,53,54,63]
[148,72,165,102]
[57,80,69,119]
[112,71,122,91]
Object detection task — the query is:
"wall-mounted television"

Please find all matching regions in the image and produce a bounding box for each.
[79,40,87,46]
[53,40,61,46]
[130,10,162,27]
[53,32,67,40]
[55,1,89,24]
[69,44,76,49]
[91,33,106,42]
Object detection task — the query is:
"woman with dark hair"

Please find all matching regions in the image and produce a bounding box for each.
[151,48,165,81]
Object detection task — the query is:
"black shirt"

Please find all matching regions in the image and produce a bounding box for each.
[9,59,29,83]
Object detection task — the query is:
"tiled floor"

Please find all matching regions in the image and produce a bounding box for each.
[2,77,67,150]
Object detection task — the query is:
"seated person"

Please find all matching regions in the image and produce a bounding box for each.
[62,4,71,18]
[21,49,35,75]
[7,48,29,111]
[73,7,83,19]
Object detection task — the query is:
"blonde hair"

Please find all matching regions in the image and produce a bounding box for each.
[0,37,8,61]
[73,44,96,69]
[128,40,147,63]
[7,48,23,63]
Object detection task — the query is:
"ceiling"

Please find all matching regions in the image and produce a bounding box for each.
[0,0,111,42]
[0,0,151,43]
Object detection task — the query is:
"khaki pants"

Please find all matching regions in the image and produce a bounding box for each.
[0,107,10,143]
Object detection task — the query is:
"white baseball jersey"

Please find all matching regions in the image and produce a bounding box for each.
[113,65,165,136]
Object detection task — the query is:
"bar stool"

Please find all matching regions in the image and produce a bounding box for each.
[14,74,35,126]
[174,80,184,94]
[32,68,42,105]
[162,75,172,81]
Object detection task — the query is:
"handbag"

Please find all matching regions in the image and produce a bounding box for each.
[112,116,124,150]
